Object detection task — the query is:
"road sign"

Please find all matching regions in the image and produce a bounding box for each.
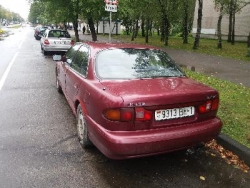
[105,4,117,12]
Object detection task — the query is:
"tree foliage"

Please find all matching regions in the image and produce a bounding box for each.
[0,5,24,23]
[28,0,196,44]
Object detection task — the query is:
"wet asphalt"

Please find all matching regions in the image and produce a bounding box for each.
[0,26,249,188]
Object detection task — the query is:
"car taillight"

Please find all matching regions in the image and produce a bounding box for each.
[198,99,219,113]
[70,40,75,45]
[104,107,152,122]
[104,108,134,122]
[44,39,50,45]
[135,107,152,121]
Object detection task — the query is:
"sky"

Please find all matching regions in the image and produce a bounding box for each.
[0,0,30,20]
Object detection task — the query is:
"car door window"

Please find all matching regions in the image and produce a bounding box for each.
[65,44,82,65]
[71,46,89,76]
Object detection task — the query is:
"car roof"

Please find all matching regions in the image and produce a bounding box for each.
[83,42,161,52]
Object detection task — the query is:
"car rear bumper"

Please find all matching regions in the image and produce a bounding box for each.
[87,117,223,159]
[43,45,71,52]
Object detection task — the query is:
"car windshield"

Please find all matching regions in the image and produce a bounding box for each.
[95,48,185,79]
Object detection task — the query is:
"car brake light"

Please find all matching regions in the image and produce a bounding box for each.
[70,40,75,45]
[211,98,219,110]
[135,107,152,121]
[44,39,50,45]
[199,99,219,113]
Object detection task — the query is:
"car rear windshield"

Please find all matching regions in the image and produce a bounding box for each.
[95,48,185,79]
[48,30,71,38]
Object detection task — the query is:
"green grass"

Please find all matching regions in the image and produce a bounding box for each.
[186,70,250,148]
[112,34,250,62]
[111,34,250,148]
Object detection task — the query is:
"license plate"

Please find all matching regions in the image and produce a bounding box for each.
[54,41,65,44]
[155,106,195,121]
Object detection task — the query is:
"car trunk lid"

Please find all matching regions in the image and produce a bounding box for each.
[100,77,219,130]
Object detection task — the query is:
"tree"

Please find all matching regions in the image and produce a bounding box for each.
[193,0,203,49]
[214,0,227,49]
[226,0,250,44]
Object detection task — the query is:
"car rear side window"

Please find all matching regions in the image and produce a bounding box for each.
[71,46,89,76]
[95,48,185,79]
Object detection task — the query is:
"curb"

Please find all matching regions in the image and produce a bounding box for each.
[216,133,250,167]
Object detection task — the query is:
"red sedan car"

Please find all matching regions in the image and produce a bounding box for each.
[54,42,222,159]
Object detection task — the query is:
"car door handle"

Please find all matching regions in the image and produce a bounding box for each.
[74,83,79,89]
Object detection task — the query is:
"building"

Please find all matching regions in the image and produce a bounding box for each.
[192,0,250,41]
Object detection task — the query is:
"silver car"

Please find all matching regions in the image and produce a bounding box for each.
[40,29,74,55]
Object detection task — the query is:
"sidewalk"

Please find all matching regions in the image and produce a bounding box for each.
[70,31,250,166]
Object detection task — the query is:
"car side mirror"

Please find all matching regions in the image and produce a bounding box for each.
[52,55,62,61]
[66,59,72,65]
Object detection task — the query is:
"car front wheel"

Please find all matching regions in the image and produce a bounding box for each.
[76,105,92,148]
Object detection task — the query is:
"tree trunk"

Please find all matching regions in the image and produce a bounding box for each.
[88,17,97,41]
[160,16,165,42]
[164,16,169,46]
[149,20,153,36]
[131,21,136,41]
[135,19,139,38]
[217,5,223,49]
[73,20,79,42]
[247,32,250,57]
[145,18,150,43]
[141,19,145,37]
[231,8,235,45]
[193,0,203,50]
[182,0,189,44]
[227,0,233,42]
[116,21,118,35]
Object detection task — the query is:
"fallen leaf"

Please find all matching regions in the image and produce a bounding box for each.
[205,140,250,173]
[200,176,206,181]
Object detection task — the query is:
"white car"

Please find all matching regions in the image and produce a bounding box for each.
[40,29,74,55]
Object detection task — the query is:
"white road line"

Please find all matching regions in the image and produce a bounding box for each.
[18,39,24,49]
[0,52,19,91]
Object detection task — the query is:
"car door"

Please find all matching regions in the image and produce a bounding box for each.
[65,45,89,111]
[58,44,82,95]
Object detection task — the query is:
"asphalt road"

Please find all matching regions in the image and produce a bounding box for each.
[0,26,249,188]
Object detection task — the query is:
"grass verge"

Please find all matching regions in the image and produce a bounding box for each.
[186,70,250,148]
[112,34,250,62]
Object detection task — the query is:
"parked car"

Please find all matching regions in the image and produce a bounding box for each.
[53,42,223,159]
[40,29,74,55]
[34,25,49,40]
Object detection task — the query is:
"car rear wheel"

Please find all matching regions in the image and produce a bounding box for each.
[77,105,92,148]
[43,48,48,55]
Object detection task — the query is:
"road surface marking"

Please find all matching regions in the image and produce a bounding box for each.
[19,39,24,49]
[0,52,19,91]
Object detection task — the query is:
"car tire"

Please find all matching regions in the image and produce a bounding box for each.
[43,48,48,55]
[76,105,92,148]
[56,77,62,93]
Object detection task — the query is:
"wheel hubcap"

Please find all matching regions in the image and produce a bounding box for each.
[77,110,84,141]
[56,79,59,89]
